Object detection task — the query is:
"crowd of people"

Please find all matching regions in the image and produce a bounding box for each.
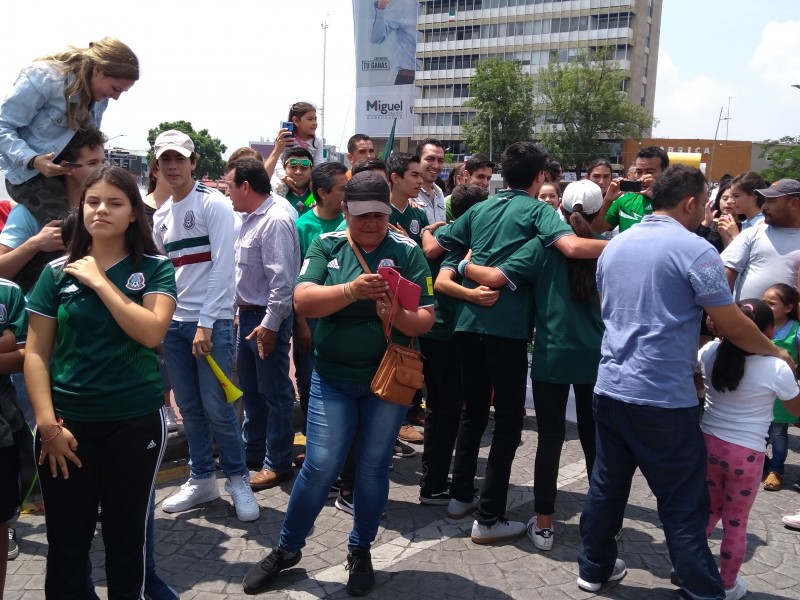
[1,38,800,600]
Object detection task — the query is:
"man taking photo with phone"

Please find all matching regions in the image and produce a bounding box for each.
[592,146,669,234]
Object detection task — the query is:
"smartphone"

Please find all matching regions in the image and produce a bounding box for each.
[378,266,420,312]
[58,161,82,168]
[280,121,295,147]
[619,180,642,193]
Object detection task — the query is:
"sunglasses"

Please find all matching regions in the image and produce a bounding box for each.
[287,158,311,168]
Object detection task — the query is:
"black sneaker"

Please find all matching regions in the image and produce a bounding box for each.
[335,490,355,516]
[8,527,18,560]
[329,477,343,499]
[242,547,302,595]
[419,490,451,505]
[345,547,375,596]
[393,441,416,458]
[793,480,800,493]
[335,490,386,519]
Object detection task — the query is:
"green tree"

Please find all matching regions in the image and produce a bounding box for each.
[147,120,227,180]
[534,48,655,170]
[462,58,536,160]
[759,136,800,181]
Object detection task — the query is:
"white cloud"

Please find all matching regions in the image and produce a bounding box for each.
[750,21,800,87]
[652,49,737,140]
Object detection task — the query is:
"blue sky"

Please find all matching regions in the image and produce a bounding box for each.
[0,1,796,156]
[653,0,799,141]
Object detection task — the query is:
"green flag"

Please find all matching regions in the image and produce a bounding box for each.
[379,119,397,161]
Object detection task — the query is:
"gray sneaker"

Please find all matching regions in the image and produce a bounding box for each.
[447,495,478,519]
[8,528,18,560]
[577,559,627,592]
[164,406,179,432]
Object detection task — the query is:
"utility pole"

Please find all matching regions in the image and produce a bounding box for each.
[321,18,329,155]
[725,96,734,140]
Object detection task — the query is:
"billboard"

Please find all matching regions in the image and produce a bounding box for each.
[353,0,418,137]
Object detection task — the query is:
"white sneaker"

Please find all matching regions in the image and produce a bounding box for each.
[526,516,554,551]
[470,517,526,545]
[225,474,260,522]
[577,559,627,592]
[782,511,800,530]
[447,495,478,519]
[162,477,220,513]
[724,576,747,600]
[164,406,179,432]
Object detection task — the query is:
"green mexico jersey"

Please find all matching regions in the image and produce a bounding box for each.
[27,255,177,422]
[295,209,344,260]
[0,279,27,398]
[424,223,456,341]
[390,203,428,246]
[500,238,604,384]
[772,320,799,424]
[605,192,652,232]
[297,230,434,383]
[286,190,314,216]
[437,189,573,340]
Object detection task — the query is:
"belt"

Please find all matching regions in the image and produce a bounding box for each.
[237,304,267,313]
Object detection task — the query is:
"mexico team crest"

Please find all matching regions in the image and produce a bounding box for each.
[409,220,420,235]
[0,304,7,324]
[126,273,146,291]
[183,211,196,230]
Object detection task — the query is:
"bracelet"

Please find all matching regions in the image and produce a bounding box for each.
[40,418,64,443]
[457,259,471,277]
[27,155,38,170]
[346,282,358,303]
[342,282,357,304]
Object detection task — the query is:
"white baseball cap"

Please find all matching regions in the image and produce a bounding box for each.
[154,130,194,159]
[562,180,603,215]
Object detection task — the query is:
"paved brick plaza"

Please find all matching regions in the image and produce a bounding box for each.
[6,410,800,599]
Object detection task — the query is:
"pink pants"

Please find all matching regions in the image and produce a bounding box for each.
[704,433,764,589]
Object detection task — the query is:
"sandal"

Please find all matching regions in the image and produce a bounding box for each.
[764,471,783,491]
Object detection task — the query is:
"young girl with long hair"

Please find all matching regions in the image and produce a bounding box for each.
[761,283,800,491]
[727,171,769,234]
[0,38,139,225]
[272,101,325,185]
[698,299,800,600]
[537,182,562,212]
[25,166,176,598]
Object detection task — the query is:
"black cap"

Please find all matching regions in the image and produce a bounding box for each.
[755,179,800,198]
[344,171,391,215]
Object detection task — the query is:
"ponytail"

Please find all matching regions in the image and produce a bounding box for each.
[711,299,774,392]
[565,211,597,304]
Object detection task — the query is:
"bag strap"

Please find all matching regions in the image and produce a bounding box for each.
[346,229,410,344]
[346,230,372,275]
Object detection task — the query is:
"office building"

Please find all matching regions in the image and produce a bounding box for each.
[413,0,663,162]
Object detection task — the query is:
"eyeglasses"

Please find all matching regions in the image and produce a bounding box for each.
[287,158,311,168]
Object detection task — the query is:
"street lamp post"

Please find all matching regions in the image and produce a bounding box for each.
[488,114,493,162]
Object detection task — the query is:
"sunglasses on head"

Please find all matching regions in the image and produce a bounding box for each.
[287,158,311,168]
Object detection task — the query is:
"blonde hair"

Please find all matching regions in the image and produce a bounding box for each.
[38,37,139,130]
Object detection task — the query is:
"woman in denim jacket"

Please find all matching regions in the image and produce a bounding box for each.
[0,38,138,225]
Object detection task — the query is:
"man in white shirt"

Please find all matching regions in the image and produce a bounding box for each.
[414,138,447,224]
[152,130,260,523]
[722,179,800,300]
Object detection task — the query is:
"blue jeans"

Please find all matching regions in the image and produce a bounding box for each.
[279,371,407,551]
[238,310,295,473]
[161,319,247,479]
[578,394,724,600]
[767,422,789,475]
[293,318,317,434]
